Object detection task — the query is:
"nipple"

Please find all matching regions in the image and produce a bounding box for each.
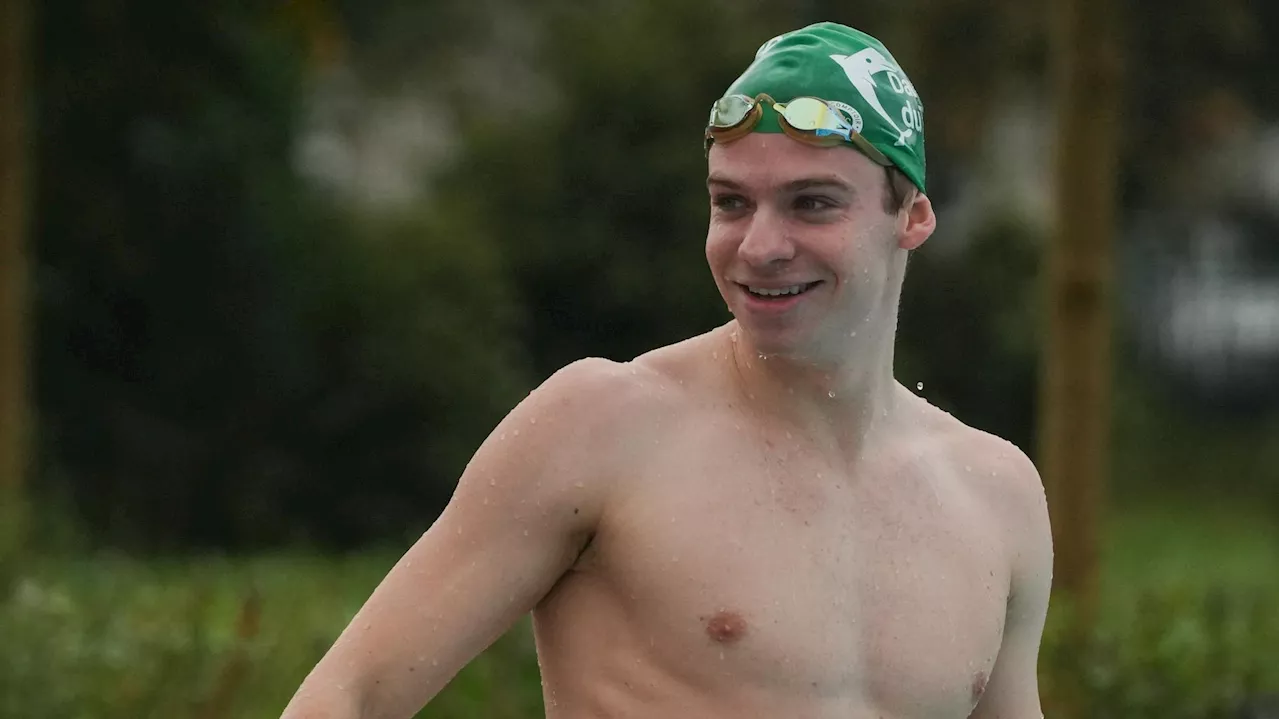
[704,609,748,644]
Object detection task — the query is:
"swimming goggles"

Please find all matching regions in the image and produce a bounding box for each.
[704,93,891,166]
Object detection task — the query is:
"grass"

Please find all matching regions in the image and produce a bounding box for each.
[1043,497,1278,718]
[0,551,543,719]
[1103,498,1276,596]
[1,497,1274,719]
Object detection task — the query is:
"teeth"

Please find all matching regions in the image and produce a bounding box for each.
[748,284,807,297]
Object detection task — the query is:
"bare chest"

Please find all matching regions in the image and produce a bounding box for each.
[587,430,1010,716]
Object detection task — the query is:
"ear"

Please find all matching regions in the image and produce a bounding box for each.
[897,192,936,251]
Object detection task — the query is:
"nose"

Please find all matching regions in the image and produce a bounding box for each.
[737,209,795,268]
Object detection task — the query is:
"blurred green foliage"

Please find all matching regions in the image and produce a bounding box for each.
[33,0,532,548]
[27,0,1276,553]
[1,502,1273,718]
[26,0,826,548]
[12,0,1275,715]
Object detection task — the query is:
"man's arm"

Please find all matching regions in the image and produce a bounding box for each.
[968,446,1055,719]
[281,358,641,719]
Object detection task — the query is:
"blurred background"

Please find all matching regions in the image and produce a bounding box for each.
[0,0,1274,717]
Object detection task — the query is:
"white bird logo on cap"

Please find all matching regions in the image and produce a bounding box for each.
[829,49,914,147]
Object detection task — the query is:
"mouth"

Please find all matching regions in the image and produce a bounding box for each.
[739,281,822,300]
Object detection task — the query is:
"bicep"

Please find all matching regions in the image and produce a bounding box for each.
[302,362,620,717]
[330,487,589,716]
[969,455,1054,718]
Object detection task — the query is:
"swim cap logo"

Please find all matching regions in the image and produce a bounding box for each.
[829,49,923,148]
[828,101,864,134]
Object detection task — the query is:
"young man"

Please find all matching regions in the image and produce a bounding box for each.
[282,22,1053,719]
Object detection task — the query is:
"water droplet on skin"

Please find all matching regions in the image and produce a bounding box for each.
[712,351,719,360]
[482,497,489,505]
[719,650,725,660]
[785,431,792,439]
[916,382,924,391]
[456,527,463,535]
[530,417,538,424]
[849,331,857,337]
[489,478,496,487]
[523,529,529,536]
[828,390,836,398]
[499,433,506,440]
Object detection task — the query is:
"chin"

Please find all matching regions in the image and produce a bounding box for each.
[732,320,814,359]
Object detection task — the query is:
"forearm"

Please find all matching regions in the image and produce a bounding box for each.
[280,669,365,719]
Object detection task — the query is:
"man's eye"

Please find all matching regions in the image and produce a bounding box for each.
[794,195,836,211]
[712,195,748,211]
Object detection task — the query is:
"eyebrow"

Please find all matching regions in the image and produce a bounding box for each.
[706,174,854,194]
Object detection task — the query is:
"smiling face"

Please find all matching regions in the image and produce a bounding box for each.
[705,134,933,363]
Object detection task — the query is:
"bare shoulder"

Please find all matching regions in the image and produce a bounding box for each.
[513,356,671,430]
[476,356,682,488]
[922,406,1049,540]
[931,409,1049,509]
[917,406,1054,618]
[441,355,684,555]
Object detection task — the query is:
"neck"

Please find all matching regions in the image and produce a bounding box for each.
[722,317,906,459]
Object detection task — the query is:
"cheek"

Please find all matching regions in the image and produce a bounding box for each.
[704,226,737,270]
[827,225,894,284]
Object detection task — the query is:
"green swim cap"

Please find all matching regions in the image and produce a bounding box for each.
[717,22,927,192]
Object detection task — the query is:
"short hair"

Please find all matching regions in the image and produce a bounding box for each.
[882,166,917,215]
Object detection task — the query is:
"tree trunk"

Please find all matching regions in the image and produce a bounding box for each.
[0,0,29,550]
[1042,0,1121,645]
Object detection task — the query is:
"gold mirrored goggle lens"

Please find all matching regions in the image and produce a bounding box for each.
[775,97,849,133]
[704,94,892,166]
[706,94,850,144]
[777,98,893,165]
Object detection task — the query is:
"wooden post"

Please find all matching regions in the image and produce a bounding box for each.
[0,0,29,551]
[1042,0,1121,645]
